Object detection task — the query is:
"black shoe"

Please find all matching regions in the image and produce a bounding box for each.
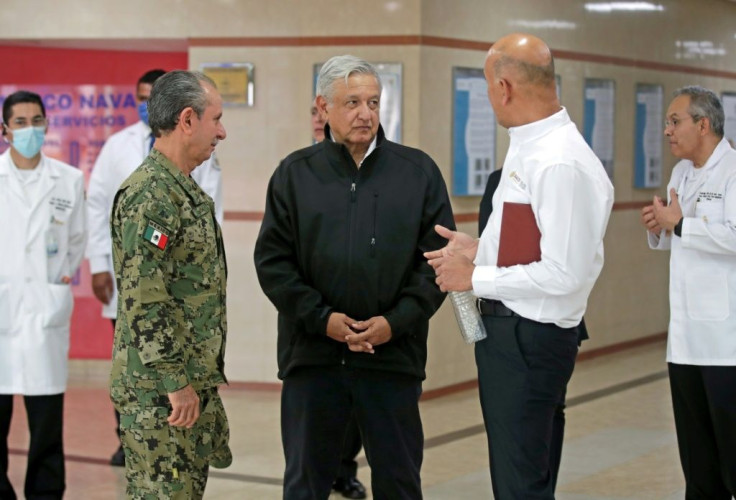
[110,446,125,467]
[332,477,367,499]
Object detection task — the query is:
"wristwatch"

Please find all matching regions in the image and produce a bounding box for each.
[674,217,684,237]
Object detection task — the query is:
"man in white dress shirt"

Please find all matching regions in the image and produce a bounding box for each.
[641,86,736,498]
[86,69,223,466]
[425,33,613,498]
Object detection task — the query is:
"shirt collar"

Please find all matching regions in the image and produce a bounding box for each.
[508,107,570,145]
[325,124,380,166]
[698,138,734,172]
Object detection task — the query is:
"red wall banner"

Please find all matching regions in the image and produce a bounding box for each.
[1,46,187,360]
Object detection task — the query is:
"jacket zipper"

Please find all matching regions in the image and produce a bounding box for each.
[344,179,358,366]
[370,192,378,257]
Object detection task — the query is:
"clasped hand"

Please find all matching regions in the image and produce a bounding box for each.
[326,312,392,354]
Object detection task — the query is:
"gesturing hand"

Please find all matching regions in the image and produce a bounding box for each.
[423,225,478,262]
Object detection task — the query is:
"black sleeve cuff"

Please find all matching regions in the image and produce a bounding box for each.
[674,217,684,237]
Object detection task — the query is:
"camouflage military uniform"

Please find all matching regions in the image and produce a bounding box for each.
[110,149,231,499]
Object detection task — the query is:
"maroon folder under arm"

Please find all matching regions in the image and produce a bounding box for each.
[496,202,541,267]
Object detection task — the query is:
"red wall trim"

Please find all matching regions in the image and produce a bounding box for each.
[225,202,651,223]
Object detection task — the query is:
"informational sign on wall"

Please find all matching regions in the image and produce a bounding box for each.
[583,79,615,180]
[201,62,255,107]
[0,84,139,358]
[723,92,736,148]
[313,62,403,144]
[452,67,496,197]
[634,84,664,188]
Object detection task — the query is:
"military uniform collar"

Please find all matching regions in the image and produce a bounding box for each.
[148,148,208,204]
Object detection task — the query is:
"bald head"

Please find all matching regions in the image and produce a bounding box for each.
[487,33,555,88]
[483,33,560,128]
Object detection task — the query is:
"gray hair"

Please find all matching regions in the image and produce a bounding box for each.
[316,55,382,103]
[494,54,556,87]
[673,86,725,138]
[148,70,216,137]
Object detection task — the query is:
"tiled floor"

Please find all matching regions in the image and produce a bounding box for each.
[6,340,688,499]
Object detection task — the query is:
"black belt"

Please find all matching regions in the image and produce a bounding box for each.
[476,298,520,317]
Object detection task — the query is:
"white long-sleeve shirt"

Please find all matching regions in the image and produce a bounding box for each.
[85,120,223,318]
[648,138,736,365]
[472,108,614,328]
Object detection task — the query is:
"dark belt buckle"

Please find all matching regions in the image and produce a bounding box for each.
[476,298,484,316]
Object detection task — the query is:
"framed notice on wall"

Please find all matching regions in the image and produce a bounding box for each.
[452,67,496,197]
[723,92,736,148]
[312,62,403,144]
[634,83,663,188]
[583,79,615,180]
[200,62,254,107]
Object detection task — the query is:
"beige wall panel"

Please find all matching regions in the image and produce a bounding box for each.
[421,0,736,70]
[187,0,421,37]
[0,0,419,39]
[0,0,190,38]
[424,221,479,391]
[222,221,279,382]
[584,212,670,351]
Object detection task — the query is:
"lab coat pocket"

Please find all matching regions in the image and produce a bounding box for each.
[0,283,10,332]
[685,265,729,321]
[694,200,723,224]
[44,283,74,328]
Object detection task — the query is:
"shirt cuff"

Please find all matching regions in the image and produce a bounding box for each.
[160,368,190,394]
[89,255,111,274]
[472,265,498,299]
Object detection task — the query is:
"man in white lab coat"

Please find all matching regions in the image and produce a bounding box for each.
[0,90,86,500]
[641,86,736,498]
[85,69,224,466]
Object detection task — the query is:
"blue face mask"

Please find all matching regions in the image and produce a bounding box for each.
[11,126,46,159]
[138,101,149,126]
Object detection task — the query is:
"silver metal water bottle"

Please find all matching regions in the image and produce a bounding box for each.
[449,291,487,344]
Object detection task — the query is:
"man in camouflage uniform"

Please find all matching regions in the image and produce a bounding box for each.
[110,70,230,499]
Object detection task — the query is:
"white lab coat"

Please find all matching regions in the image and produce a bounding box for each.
[85,120,223,318]
[648,139,736,365]
[0,151,86,395]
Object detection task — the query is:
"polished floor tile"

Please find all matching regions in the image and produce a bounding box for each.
[5,341,689,499]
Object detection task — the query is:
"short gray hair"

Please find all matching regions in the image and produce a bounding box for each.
[148,70,216,137]
[674,85,725,138]
[316,55,382,103]
[494,54,556,87]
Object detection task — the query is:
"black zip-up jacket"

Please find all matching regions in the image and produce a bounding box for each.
[254,125,455,380]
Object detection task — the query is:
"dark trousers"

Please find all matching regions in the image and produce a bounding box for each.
[475,315,578,499]
[337,417,362,481]
[281,365,423,500]
[0,393,65,500]
[669,363,736,499]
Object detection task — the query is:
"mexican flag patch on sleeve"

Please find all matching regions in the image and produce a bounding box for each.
[143,221,169,250]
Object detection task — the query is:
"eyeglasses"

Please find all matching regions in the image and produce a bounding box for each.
[7,116,47,128]
[664,115,701,129]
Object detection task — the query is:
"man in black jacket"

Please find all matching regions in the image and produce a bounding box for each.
[254,55,454,500]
